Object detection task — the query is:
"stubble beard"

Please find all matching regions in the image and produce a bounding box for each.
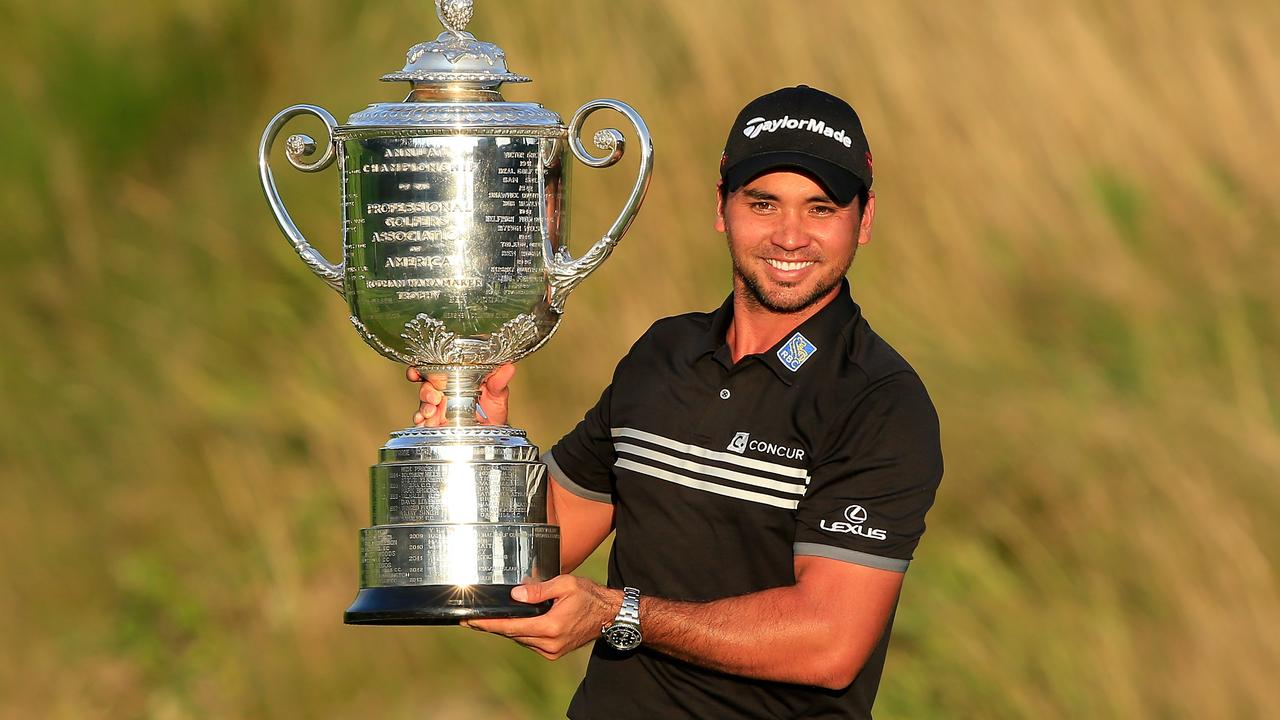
[731,250,854,314]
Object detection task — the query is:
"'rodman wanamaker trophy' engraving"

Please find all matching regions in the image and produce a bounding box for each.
[256,0,653,624]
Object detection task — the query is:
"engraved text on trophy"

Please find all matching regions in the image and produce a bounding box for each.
[342,135,565,350]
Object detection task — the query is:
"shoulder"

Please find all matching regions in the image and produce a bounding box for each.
[854,371,939,433]
[816,315,932,408]
[845,316,920,388]
[812,318,940,452]
[616,310,716,365]
[810,364,943,489]
[640,310,716,345]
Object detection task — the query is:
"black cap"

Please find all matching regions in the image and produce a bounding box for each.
[720,85,872,205]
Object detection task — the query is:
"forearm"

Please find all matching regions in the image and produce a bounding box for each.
[466,559,900,681]
[547,476,614,573]
[633,584,874,690]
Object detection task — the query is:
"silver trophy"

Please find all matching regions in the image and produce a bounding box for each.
[257,0,652,624]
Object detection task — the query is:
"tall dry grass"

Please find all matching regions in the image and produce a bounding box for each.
[1,0,1277,717]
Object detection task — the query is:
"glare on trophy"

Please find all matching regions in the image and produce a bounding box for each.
[257,0,653,624]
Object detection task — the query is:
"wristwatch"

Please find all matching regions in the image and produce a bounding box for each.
[601,586,642,651]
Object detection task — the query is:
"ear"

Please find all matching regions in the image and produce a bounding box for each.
[715,180,727,233]
[857,191,875,246]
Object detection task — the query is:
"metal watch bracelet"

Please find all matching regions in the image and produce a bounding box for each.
[615,586,641,625]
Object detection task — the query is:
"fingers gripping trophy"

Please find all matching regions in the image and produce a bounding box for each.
[257,0,653,624]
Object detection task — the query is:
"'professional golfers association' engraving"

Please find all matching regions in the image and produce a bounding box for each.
[257,0,653,624]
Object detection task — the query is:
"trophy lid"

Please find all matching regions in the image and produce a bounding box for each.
[341,0,559,129]
[381,0,530,89]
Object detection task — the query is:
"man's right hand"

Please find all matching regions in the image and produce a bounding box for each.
[407,364,516,427]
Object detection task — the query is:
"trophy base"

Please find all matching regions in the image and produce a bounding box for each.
[343,584,553,625]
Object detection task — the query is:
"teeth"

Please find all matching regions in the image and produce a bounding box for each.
[766,259,816,271]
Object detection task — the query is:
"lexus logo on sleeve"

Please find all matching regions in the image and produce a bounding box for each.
[844,505,868,524]
[820,504,888,541]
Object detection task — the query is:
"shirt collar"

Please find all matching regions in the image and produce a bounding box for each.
[695,279,861,386]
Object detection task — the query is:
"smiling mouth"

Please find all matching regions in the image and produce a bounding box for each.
[764,258,818,272]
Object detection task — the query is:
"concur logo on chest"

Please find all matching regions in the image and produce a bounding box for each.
[726,432,805,460]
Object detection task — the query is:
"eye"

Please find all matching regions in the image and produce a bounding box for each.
[809,205,836,217]
[749,201,776,213]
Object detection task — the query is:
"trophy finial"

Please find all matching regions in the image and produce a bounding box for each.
[436,0,474,34]
[382,0,529,87]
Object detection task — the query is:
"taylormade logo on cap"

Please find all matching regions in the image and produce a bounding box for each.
[742,116,854,148]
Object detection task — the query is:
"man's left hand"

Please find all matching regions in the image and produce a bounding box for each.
[463,576,620,660]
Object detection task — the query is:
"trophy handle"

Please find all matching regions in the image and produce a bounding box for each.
[257,104,346,296]
[547,99,654,312]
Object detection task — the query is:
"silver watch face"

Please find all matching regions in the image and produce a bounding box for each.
[604,623,642,651]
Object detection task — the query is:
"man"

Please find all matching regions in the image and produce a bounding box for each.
[410,85,943,719]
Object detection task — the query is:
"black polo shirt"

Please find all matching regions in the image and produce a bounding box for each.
[544,280,943,720]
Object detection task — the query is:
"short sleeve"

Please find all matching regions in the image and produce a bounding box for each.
[794,373,943,573]
[545,383,616,503]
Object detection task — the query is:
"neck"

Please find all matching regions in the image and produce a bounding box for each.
[725,281,842,363]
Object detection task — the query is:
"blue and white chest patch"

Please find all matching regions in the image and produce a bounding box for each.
[777,332,817,372]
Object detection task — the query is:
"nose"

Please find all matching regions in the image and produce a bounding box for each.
[771,210,811,252]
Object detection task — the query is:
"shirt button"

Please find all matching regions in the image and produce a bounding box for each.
[719,389,731,400]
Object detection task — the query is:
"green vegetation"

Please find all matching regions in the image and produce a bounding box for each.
[2,1,1277,717]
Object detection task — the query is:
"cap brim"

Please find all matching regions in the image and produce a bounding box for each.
[723,151,863,206]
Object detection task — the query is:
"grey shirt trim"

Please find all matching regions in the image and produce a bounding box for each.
[544,450,613,504]
[794,542,910,573]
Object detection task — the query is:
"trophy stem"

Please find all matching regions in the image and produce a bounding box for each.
[420,365,495,427]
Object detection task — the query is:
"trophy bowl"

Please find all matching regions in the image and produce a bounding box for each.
[256,0,652,624]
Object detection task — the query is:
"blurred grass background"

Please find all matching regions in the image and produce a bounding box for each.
[1,0,1278,717]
